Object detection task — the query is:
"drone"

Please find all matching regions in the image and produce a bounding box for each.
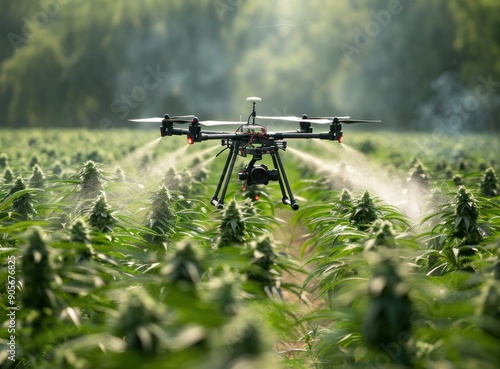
[130,97,380,211]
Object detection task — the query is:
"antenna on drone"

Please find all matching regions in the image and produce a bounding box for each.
[246,96,261,125]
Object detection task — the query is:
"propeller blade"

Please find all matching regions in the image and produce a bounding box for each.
[129,116,194,123]
[307,116,350,120]
[198,120,245,126]
[256,115,333,124]
[128,117,164,123]
[340,119,381,124]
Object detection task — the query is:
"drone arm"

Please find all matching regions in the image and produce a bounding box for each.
[161,126,190,137]
[272,132,336,140]
[272,122,343,141]
[200,133,239,140]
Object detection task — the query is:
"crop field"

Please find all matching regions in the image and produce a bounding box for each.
[1,128,500,369]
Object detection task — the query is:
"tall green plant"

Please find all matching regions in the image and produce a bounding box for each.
[161,242,203,285]
[480,167,498,198]
[21,229,57,329]
[76,160,106,199]
[29,164,46,189]
[145,184,176,245]
[364,254,413,367]
[422,185,491,273]
[7,177,37,220]
[217,199,246,248]
[350,191,379,231]
[244,235,281,295]
[112,288,168,354]
[2,166,14,184]
[88,193,116,233]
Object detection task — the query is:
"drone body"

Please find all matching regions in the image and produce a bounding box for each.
[130,97,380,211]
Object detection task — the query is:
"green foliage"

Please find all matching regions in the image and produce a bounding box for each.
[364,220,398,251]
[76,160,106,199]
[0,153,8,168]
[164,167,192,198]
[7,176,37,220]
[421,185,499,273]
[21,228,56,327]
[244,235,281,291]
[161,242,203,285]
[217,199,246,248]
[449,0,500,87]
[364,254,413,367]
[2,166,14,184]
[112,288,168,354]
[480,167,499,197]
[29,163,46,189]
[453,186,482,244]
[477,278,500,339]
[145,184,176,244]
[0,130,499,369]
[68,218,94,261]
[88,192,116,233]
[407,160,431,189]
[350,190,379,230]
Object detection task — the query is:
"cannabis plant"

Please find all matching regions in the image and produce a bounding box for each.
[350,190,379,231]
[145,184,176,244]
[88,193,116,233]
[480,167,498,197]
[339,188,353,212]
[423,186,487,272]
[0,153,8,168]
[21,229,56,328]
[2,166,14,184]
[191,156,208,182]
[161,242,203,285]
[113,288,168,354]
[76,160,105,199]
[477,246,500,339]
[364,219,397,251]
[244,235,281,294]
[407,160,431,193]
[453,186,483,245]
[7,177,37,220]
[164,167,192,198]
[364,254,413,367]
[29,156,39,168]
[217,199,246,248]
[68,218,94,261]
[452,173,464,186]
[29,164,46,189]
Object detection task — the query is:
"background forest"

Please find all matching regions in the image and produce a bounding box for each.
[1,0,499,131]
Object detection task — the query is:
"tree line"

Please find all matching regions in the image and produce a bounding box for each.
[0,0,498,131]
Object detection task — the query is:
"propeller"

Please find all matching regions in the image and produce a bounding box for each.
[129,116,192,123]
[257,115,349,124]
[256,115,380,124]
[128,117,245,126]
[196,120,246,126]
[257,115,333,124]
[337,119,381,124]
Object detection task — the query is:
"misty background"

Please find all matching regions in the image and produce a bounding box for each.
[0,0,499,131]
